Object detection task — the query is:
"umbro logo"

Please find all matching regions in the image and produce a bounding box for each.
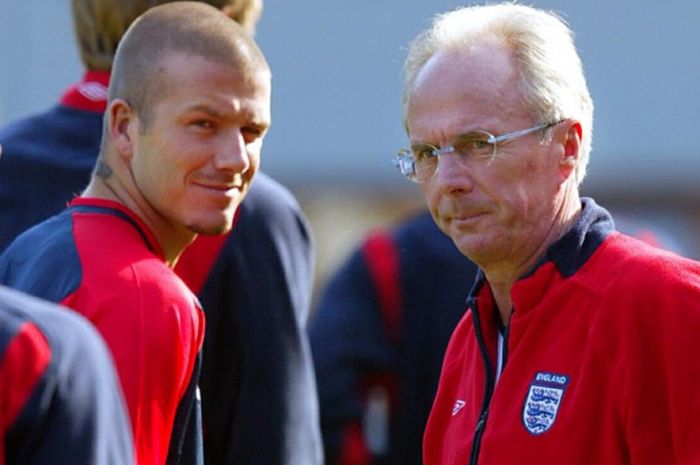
[452,400,466,416]
[77,82,108,102]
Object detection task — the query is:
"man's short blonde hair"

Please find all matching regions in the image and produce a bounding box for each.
[105,2,268,134]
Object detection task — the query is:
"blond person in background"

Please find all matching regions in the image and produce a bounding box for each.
[393,3,700,464]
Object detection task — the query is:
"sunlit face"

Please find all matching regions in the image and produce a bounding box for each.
[406,38,568,268]
[128,52,270,236]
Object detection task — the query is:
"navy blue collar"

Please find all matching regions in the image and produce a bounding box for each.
[540,197,614,278]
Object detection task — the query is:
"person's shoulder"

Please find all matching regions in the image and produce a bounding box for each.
[0,208,77,263]
[65,205,196,308]
[583,234,700,358]
[0,104,100,144]
[607,232,700,275]
[0,285,104,354]
[0,104,102,177]
[589,232,700,298]
[0,106,58,139]
[3,210,72,249]
[0,213,82,299]
[242,171,302,216]
[128,259,198,307]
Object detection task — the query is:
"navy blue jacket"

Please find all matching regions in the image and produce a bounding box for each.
[188,174,320,464]
[0,285,133,465]
[0,81,322,465]
[310,211,478,465]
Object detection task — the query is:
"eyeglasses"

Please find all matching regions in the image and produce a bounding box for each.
[392,122,556,183]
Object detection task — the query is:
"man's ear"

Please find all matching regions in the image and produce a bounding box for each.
[558,120,582,183]
[107,99,137,162]
[221,5,235,17]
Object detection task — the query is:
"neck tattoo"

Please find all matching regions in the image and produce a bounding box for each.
[95,161,113,180]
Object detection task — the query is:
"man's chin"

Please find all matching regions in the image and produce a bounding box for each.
[185,201,242,235]
[187,218,235,236]
[195,225,231,236]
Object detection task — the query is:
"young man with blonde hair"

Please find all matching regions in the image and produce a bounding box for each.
[0,1,321,463]
[0,3,272,464]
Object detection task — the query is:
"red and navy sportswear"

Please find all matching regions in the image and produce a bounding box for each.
[311,211,479,465]
[424,198,700,465]
[0,198,205,465]
[0,285,133,465]
[0,71,321,465]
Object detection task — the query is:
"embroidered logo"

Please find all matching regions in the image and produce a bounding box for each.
[78,82,108,102]
[522,372,569,435]
[451,399,466,416]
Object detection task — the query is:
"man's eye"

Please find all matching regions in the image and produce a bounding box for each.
[411,145,435,161]
[454,134,492,157]
[242,127,263,143]
[192,120,214,130]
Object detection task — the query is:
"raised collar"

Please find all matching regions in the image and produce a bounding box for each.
[530,197,614,279]
[468,197,614,309]
[59,70,110,113]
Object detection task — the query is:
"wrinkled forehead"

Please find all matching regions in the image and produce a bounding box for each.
[407,40,526,135]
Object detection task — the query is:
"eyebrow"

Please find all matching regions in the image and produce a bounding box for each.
[182,104,224,118]
[182,103,269,128]
[412,130,490,145]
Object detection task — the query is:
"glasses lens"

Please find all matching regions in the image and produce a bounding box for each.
[393,151,417,182]
[452,131,495,163]
[410,144,438,182]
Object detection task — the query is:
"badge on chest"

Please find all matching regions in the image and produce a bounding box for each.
[522,372,570,435]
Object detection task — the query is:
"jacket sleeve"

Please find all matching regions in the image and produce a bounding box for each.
[1,288,134,465]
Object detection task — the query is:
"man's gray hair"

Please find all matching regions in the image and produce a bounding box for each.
[402,3,594,185]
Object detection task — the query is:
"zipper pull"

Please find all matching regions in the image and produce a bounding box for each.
[475,409,488,432]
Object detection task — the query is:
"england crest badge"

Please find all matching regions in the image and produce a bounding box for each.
[522,372,570,435]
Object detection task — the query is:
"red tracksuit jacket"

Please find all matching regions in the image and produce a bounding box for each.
[0,198,205,465]
[423,199,700,465]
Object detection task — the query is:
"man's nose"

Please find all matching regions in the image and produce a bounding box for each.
[432,151,474,192]
[215,129,250,172]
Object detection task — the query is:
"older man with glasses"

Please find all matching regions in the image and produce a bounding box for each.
[395,3,700,465]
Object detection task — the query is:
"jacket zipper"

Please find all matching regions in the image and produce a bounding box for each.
[467,300,512,465]
[467,298,494,465]
[501,321,510,376]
